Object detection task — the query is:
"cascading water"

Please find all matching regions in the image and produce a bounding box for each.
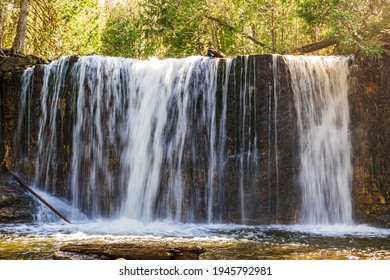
[15,58,88,222]
[230,56,259,223]
[70,56,225,221]
[15,55,249,223]
[13,54,353,226]
[271,55,280,219]
[34,57,71,194]
[284,55,353,225]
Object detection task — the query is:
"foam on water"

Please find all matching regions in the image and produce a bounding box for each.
[31,188,88,223]
[2,219,390,240]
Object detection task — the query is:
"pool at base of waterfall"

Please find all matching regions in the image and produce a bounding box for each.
[1,221,390,260]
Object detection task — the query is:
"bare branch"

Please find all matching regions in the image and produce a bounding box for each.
[205,15,266,47]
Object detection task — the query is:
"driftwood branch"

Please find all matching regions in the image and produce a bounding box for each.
[205,15,266,47]
[6,168,71,223]
[295,39,338,54]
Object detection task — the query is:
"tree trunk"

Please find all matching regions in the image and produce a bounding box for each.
[11,0,29,55]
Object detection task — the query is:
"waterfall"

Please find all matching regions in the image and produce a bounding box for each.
[271,55,280,220]
[284,55,353,225]
[15,56,223,221]
[34,57,71,194]
[232,56,259,223]
[14,67,34,170]
[15,58,71,192]
[69,56,227,221]
[14,54,353,226]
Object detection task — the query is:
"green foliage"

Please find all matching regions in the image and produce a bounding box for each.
[101,0,208,59]
[1,0,388,59]
[1,0,102,58]
[101,1,146,58]
[1,0,20,48]
[26,0,102,58]
[297,0,388,57]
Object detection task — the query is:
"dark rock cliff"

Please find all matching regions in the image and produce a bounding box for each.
[350,55,390,227]
[0,172,38,223]
[0,53,43,223]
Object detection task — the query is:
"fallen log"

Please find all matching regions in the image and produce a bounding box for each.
[59,243,205,260]
[295,39,338,54]
[5,168,71,223]
[207,47,225,58]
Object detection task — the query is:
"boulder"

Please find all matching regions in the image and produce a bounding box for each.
[0,171,38,223]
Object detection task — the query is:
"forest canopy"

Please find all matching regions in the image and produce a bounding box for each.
[0,0,388,59]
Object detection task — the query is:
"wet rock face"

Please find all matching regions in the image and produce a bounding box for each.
[349,55,390,227]
[0,172,38,223]
[221,55,300,224]
[0,55,45,172]
[0,55,43,223]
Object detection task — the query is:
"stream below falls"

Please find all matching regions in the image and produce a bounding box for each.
[1,221,390,260]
